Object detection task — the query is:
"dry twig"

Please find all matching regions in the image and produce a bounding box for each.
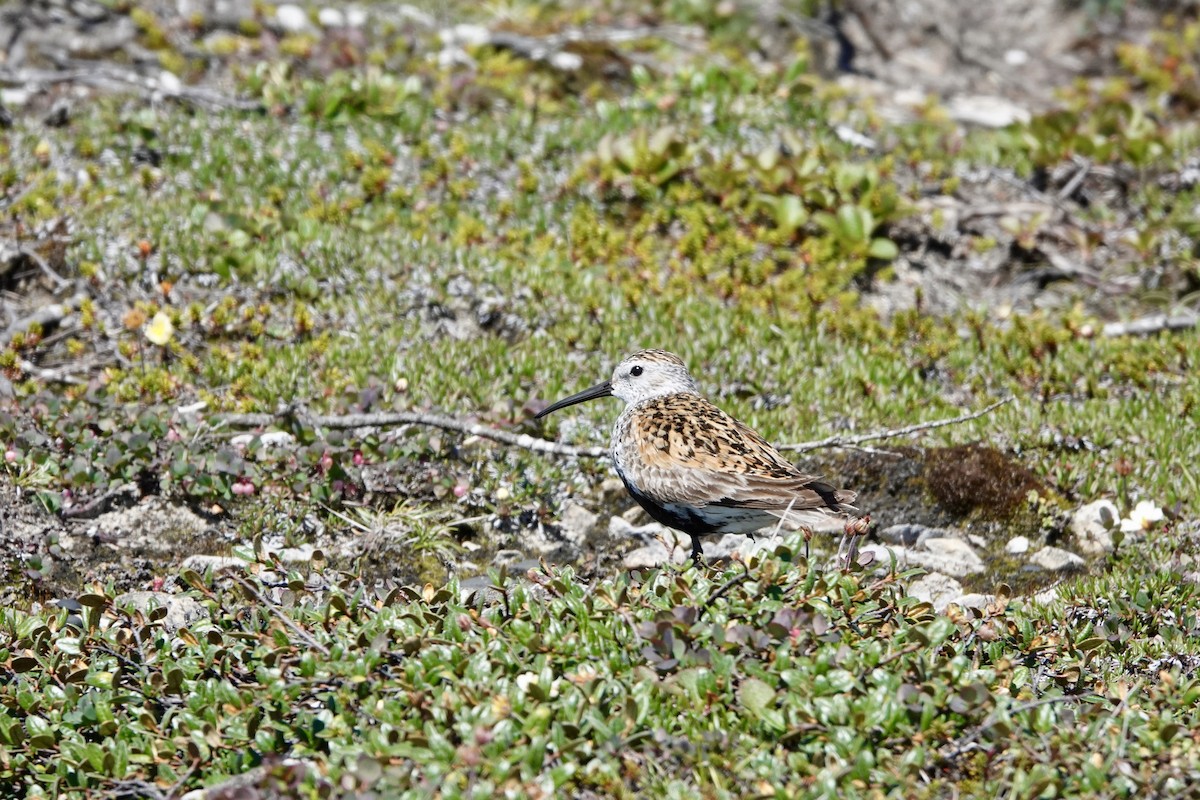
[216,409,608,459]
[0,65,262,111]
[2,291,88,345]
[14,245,70,288]
[232,576,331,657]
[1102,313,1198,338]
[777,397,1013,453]
[216,398,1012,460]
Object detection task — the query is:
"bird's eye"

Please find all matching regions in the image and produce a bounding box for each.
[630,365,644,377]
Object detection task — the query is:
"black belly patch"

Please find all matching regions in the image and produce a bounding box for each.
[622,478,717,536]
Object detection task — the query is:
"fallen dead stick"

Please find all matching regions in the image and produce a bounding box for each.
[216,398,1013,459]
[778,397,1013,453]
[1102,313,1198,338]
[0,66,263,111]
[2,291,88,346]
[216,410,609,459]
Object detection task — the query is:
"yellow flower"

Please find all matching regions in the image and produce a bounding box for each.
[144,311,174,346]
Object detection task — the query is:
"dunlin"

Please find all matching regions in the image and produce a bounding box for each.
[536,349,858,565]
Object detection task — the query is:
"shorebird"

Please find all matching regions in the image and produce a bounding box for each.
[535,349,859,565]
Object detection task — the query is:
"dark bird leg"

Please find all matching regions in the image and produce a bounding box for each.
[690,535,704,568]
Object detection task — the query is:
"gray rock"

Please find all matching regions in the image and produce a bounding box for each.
[458,575,500,605]
[860,538,985,577]
[181,555,244,574]
[1070,499,1118,555]
[880,523,944,547]
[954,593,995,610]
[922,538,987,573]
[608,516,669,541]
[704,533,784,562]
[598,478,627,506]
[908,572,964,612]
[113,591,208,633]
[492,549,525,568]
[1005,535,1031,555]
[621,505,651,525]
[559,501,600,547]
[622,543,679,570]
[622,529,691,569]
[1030,546,1085,572]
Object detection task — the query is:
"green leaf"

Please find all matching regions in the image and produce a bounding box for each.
[739,677,778,723]
[775,196,808,235]
[868,237,898,260]
[836,204,872,243]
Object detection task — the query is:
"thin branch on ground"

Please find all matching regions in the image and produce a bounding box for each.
[777,397,1013,453]
[486,24,703,68]
[17,358,86,385]
[0,65,263,111]
[1102,313,1198,337]
[232,576,331,657]
[2,291,88,345]
[61,483,137,519]
[216,409,608,459]
[215,399,1011,460]
[15,245,70,288]
[938,693,1088,763]
[698,564,752,621]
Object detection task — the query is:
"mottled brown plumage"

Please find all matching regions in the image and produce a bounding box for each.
[536,349,858,564]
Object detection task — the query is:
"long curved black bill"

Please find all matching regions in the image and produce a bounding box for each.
[534,380,613,419]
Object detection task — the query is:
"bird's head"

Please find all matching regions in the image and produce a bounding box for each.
[534,349,699,418]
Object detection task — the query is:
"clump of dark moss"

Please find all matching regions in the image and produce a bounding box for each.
[924,444,1048,518]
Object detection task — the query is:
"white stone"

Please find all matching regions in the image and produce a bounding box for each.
[946,94,1031,128]
[231,431,295,449]
[1,89,30,107]
[276,544,316,563]
[1004,49,1029,66]
[1030,546,1085,572]
[1070,499,1118,555]
[441,24,490,47]
[834,124,877,150]
[908,572,964,612]
[1005,535,1031,555]
[1032,587,1060,604]
[317,8,344,27]
[158,71,182,92]
[275,4,311,32]
[345,7,367,27]
[548,52,583,71]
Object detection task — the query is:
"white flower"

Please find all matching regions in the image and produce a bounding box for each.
[1120,501,1164,532]
[515,672,538,693]
[144,311,173,346]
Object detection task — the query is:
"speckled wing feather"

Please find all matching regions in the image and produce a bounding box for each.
[619,394,857,515]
